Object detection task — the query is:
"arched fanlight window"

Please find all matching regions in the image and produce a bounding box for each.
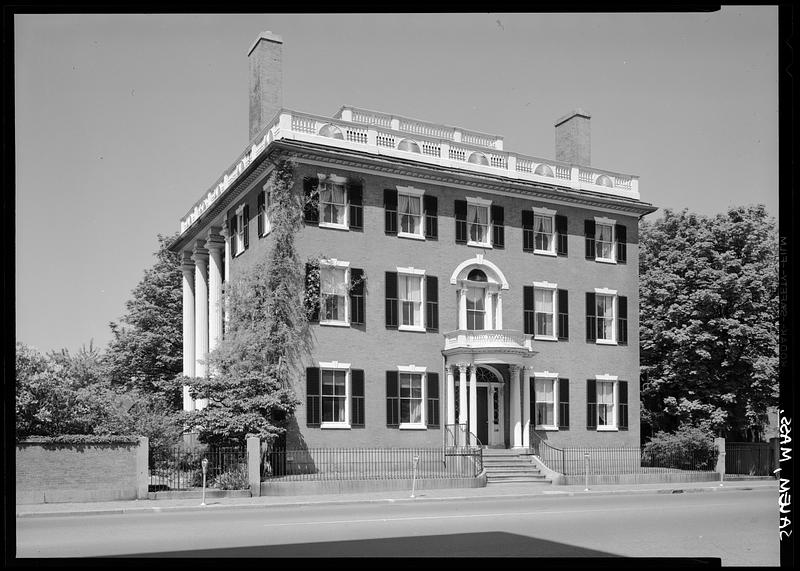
[398,139,421,153]
[534,164,554,177]
[596,174,614,187]
[318,124,344,139]
[468,152,489,165]
[467,269,488,282]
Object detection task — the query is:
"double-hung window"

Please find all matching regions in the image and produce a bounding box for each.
[320,260,350,326]
[534,283,557,339]
[596,221,614,262]
[585,217,626,264]
[467,199,491,246]
[466,286,486,330]
[534,377,557,428]
[257,188,271,237]
[400,372,423,425]
[398,272,424,330]
[596,293,615,342]
[306,363,365,429]
[319,179,348,228]
[322,368,347,424]
[597,380,615,428]
[586,289,627,345]
[386,366,438,429]
[533,207,557,255]
[398,188,424,239]
[234,205,247,256]
[586,376,628,431]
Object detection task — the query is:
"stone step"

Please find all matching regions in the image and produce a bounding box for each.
[486,476,550,484]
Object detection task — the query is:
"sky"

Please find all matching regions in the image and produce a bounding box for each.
[14,10,779,354]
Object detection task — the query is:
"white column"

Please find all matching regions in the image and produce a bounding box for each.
[205,230,225,351]
[522,366,531,448]
[192,242,209,410]
[485,290,493,330]
[510,364,522,448]
[458,364,468,427]
[446,365,456,426]
[220,221,231,330]
[495,293,503,329]
[459,287,468,330]
[469,365,478,446]
[181,254,195,412]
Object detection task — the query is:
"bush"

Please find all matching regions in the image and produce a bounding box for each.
[643,426,718,470]
[212,465,249,490]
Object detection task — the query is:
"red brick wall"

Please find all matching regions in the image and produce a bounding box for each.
[16,440,146,504]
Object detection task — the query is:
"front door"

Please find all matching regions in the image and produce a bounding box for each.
[477,386,489,445]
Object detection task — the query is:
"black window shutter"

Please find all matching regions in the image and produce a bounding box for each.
[352,369,365,427]
[522,210,535,252]
[557,289,569,340]
[530,377,537,426]
[229,216,238,256]
[618,296,628,345]
[305,263,320,323]
[303,178,319,225]
[425,275,439,332]
[585,220,596,259]
[349,183,363,231]
[586,292,597,341]
[424,195,438,239]
[384,189,398,235]
[556,215,568,256]
[350,268,365,325]
[257,191,265,237]
[243,205,249,250]
[454,200,467,244]
[427,373,440,427]
[306,367,321,427]
[619,380,628,430]
[558,378,570,430]
[586,380,597,430]
[615,224,627,263]
[523,286,535,335]
[385,271,398,328]
[386,371,399,427]
[491,205,504,249]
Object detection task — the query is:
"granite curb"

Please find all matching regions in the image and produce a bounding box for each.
[16,481,777,519]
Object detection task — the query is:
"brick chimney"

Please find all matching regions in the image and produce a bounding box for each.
[554,109,591,166]
[248,31,283,141]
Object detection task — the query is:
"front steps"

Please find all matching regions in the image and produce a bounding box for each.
[482,449,551,485]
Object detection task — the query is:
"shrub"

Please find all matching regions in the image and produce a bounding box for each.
[643,426,718,470]
[212,465,249,490]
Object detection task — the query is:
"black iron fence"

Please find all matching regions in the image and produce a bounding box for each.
[530,432,718,476]
[725,442,776,477]
[149,443,248,491]
[261,447,483,482]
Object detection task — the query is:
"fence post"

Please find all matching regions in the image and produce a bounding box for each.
[584,452,590,491]
[136,436,149,500]
[247,436,261,497]
[769,437,780,478]
[714,437,726,487]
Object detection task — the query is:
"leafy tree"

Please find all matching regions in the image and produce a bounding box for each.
[185,160,302,444]
[639,205,778,441]
[105,233,184,410]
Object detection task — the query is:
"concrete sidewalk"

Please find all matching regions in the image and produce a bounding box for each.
[15,479,778,519]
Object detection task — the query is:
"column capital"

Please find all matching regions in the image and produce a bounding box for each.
[219,223,230,238]
[181,252,195,274]
[509,364,521,375]
[456,363,470,374]
[192,240,209,264]
[205,230,226,253]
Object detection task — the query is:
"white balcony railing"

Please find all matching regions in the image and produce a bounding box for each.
[180,106,641,234]
[444,329,534,353]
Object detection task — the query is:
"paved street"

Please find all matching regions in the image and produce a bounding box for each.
[16,488,778,563]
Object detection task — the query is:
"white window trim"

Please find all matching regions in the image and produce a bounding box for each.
[594,216,617,264]
[595,375,619,431]
[397,365,427,429]
[533,372,559,431]
[593,288,617,345]
[397,185,426,241]
[260,185,271,237]
[397,268,426,332]
[533,207,557,257]
[533,282,558,341]
[320,259,351,327]
[318,174,349,230]
[466,197,493,248]
[318,361,352,429]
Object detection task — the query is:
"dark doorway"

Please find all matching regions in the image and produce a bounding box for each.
[477,386,489,445]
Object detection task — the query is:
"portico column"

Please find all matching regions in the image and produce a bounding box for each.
[446,365,456,426]
[205,230,225,351]
[458,363,468,433]
[181,254,195,412]
[522,366,531,448]
[220,222,231,330]
[192,241,209,410]
[469,365,478,446]
[510,364,522,448]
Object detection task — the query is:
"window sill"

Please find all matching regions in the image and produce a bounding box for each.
[398,232,425,241]
[399,423,427,430]
[319,222,349,231]
[535,425,559,431]
[534,249,557,257]
[534,335,558,342]
[595,339,618,346]
[467,241,493,249]
[399,325,426,333]
[320,422,351,430]
[595,257,617,265]
[597,425,618,432]
[320,320,350,328]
